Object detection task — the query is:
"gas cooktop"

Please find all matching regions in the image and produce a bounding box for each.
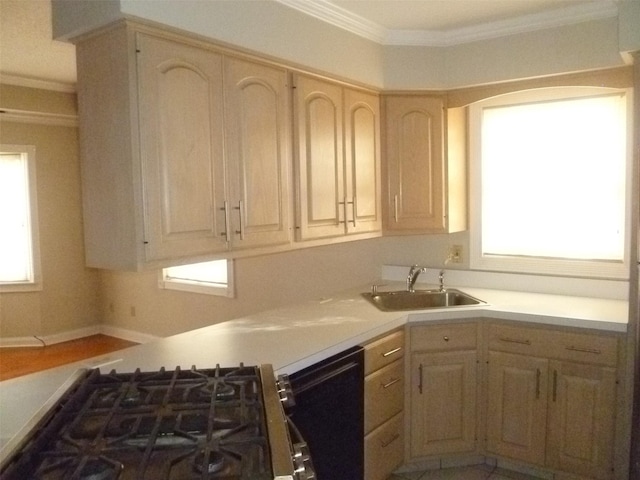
[0,365,279,479]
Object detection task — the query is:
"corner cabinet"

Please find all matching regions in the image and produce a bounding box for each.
[293,74,382,241]
[76,24,291,270]
[382,94,466,234]
[409,323,479,459]
[486,322,619,480]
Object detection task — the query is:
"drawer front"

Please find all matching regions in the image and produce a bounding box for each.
[488,323,618,367]
[364,330,405,375]
[411,322,477,352]
[365,359,404,433]
[365,412,404,480]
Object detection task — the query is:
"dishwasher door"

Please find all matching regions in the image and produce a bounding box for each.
[287,346,364,480]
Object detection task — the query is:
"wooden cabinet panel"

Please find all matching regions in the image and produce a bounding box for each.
[223,57,291,249]
[294,74,381,241]
[365,412,404,480]
[411,350,477,457]
[77,25,294,269]
[137,33,227,261]
[365,359,404,432]
[488,323,618,367]
[362,330,405,479]
[382,94,466,234]
[364,329,404,375]
[294,75,345,240]
[384,95,445,232]
[487,351,548,466]
[411,323,477,352]
[546,361,616,480]
[344,88,381,234]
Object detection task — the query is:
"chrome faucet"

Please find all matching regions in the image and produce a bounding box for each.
[407,265,427,292]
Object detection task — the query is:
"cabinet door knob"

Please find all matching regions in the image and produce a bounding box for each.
[443,336,449,342]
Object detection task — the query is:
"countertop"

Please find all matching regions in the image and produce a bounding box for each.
[0,281,629,451]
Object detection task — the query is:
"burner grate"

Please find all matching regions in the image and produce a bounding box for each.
[1,365,274,480]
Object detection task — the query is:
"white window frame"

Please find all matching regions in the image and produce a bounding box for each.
[159,259,234,297]
[469,87,633,279]
[0,145,42,292]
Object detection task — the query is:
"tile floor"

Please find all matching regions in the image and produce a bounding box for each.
[388,464,543,480]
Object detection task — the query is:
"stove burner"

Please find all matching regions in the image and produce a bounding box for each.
[215,382,236,400]
[121,384,143,407]
[195,381,237,401]
[193,450,226,474]
[78,458,121,480]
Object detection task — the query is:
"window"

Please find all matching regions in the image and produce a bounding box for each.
[160,259,234,297]
[469,87,631,278]
[0,145,41,291]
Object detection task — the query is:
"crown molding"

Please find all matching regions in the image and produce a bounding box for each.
[0,73,76,93]
[276,0,619,47]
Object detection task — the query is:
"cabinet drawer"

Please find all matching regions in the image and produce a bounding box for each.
[488,323,619,367]
[365,412,404,480]
[364,330,405,375]
[411,323,477,352]
[365,359,404,433]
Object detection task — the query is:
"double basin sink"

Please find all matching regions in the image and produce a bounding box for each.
[362,288,485,312]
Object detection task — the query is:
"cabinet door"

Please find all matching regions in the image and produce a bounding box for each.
[223,57,292,249]
[294,74,345,240]
[410,351,477,457]
[383,95,445,232]
[546,361,616,480]
[137,33,227,261]
[344,88,381,234]
[487,351,548,465]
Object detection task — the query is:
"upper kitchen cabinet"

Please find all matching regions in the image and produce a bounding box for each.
[382,95,466,234]
[75,23,291,270]
[293,74,382,241]
[222,56,292,250]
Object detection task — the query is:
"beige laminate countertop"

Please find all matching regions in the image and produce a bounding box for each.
[0,281,629,451]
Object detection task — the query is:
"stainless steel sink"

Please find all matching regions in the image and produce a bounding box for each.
[362,288,485,312]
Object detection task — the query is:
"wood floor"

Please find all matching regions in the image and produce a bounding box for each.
[0,335,138,381]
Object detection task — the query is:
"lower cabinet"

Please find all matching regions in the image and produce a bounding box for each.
[403,320,621,480]
[409,323,478,458]
[486,322,619,480]
[365,412,404,480]
[362,330,405,480]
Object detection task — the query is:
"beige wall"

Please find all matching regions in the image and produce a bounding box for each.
[0,87,100,339]
[100,240,384,337]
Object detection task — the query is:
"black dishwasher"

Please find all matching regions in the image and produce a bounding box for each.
[287,346,364,480]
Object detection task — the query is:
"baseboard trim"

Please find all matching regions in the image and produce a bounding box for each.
[99,325,159,345]
[0,325,159,348]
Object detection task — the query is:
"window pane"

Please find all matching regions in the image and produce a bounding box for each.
[0,152,33,282]
[165,259,227,286]
[481,93,626,262]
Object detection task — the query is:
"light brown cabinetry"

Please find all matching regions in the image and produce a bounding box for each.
[293,74,381,241]
[486,323,618,480]
[76,24,291,269]
[409,323,478,458]
[363,330,405,480]
[382,95,466,234]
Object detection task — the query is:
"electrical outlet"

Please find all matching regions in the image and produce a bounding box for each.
[449,245,463,263]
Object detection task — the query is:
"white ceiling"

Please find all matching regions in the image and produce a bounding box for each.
[0,0,621,89]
